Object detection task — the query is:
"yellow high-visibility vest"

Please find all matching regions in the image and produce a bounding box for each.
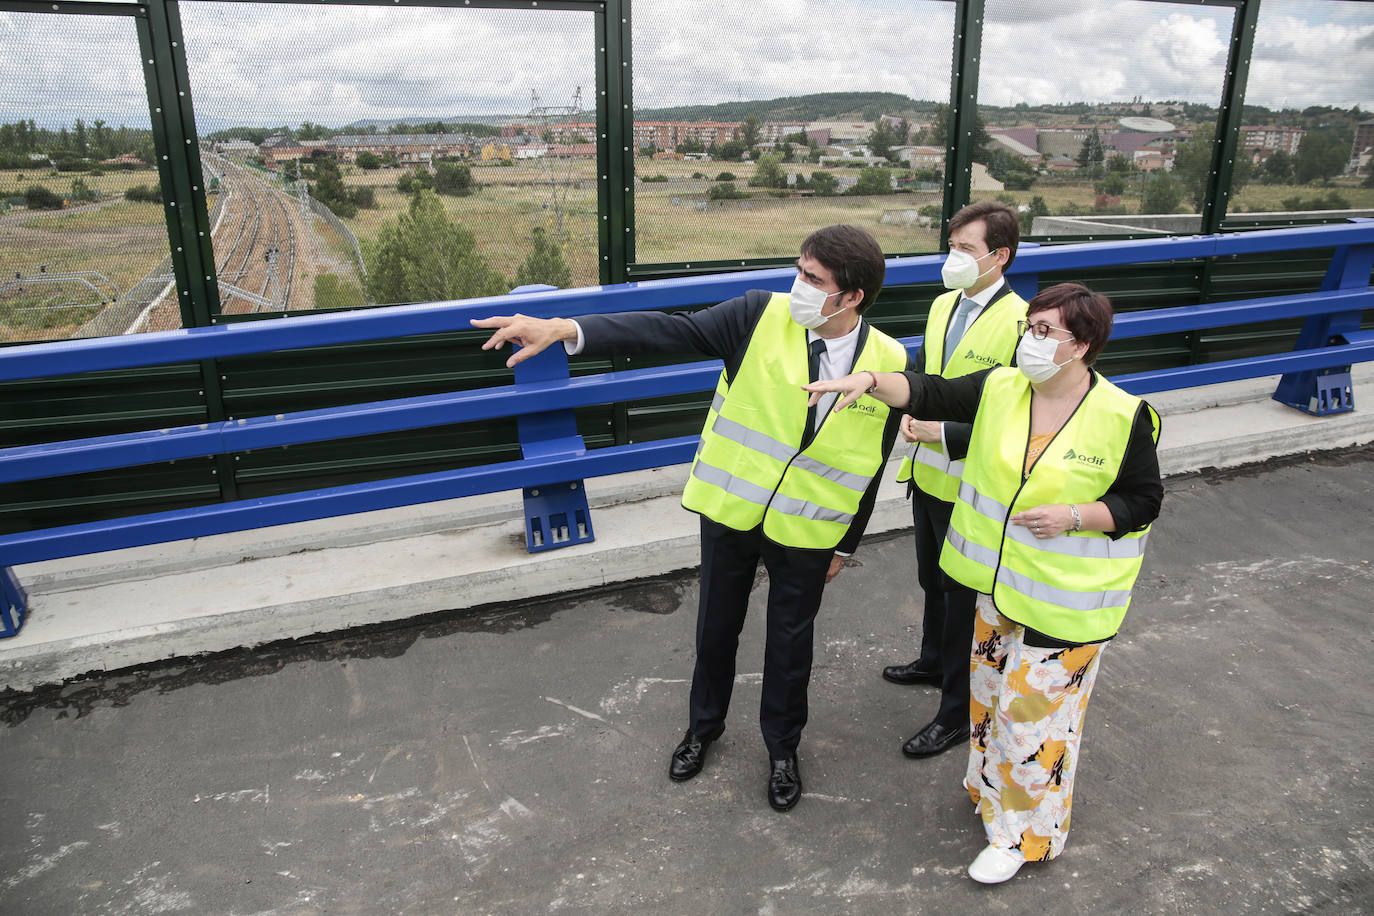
[939,367,1160,641]
[681,293,908,549]
[896,286,1027,503]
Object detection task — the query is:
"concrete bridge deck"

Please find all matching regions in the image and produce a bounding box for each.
[1,369,1372,913]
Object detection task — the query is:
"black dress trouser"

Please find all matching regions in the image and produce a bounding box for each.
[911,486,979,729]
[689,516,835,760]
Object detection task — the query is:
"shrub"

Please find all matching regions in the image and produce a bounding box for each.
[397,168,433,193]
[350,186,376,209]
[1280,192,1350,211]
[124,184,162,203]
[848,166,893,196]
[715,171,736,182]
[69,177,99,203]
[313,273,366,308]
[706,182,747,200]
[24,185,63,209]
[514,227,573,289]
[808,170,838,196]
[640,174,669,183]
[434,161,475,196]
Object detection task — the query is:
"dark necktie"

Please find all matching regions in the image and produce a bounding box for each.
[808,337,827,383]
[806,337,828,438]
[943,297,976,370]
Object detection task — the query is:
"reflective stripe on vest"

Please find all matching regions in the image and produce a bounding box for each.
[896,286,1027,503]
[680,293,908,549]
[710,413,873,493]
[939,368,1160,642]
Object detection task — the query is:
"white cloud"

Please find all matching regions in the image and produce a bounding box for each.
[980,1,1235,107]
[0,0,1369,131]
[632,0,956,107]
[1247,6,1374,110]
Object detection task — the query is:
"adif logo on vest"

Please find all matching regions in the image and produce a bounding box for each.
[846,401,879,416]
[962,348,1001,367]
[1062,447,1105,466]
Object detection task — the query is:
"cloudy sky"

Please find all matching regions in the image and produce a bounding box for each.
[0,0,1370,131]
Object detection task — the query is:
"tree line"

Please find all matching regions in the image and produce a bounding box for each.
[0,119,155,169]
[206,120,503,146]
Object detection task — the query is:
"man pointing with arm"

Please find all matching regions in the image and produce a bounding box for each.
[473,225,912,812]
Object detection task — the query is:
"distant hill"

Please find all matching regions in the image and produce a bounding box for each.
[633,92,941,123]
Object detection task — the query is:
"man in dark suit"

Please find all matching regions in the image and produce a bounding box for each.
[883,201,1027,759]
[473,225,911,812]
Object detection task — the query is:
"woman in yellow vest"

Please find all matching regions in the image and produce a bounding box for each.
[802,283,1163,884]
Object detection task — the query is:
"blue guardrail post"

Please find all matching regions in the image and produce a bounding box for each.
[509,285,595,552]
[1273,228,1373,415]
[1,565,28,638]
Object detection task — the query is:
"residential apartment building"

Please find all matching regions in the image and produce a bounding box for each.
[1241,125,1305,155]
[325,134,473,164]
[632,120,741,150]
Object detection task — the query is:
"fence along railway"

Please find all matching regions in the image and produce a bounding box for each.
[134,152,318,333]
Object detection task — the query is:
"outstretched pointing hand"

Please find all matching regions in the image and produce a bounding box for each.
[801,374,869,413]
[470,314,577,368]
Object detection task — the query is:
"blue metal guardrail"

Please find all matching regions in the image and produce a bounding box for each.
[1,221,1371,637]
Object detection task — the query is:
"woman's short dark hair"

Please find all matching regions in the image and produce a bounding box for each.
[1027,282,1114,366]
[948,200,1021,271]
[800,224,885,314]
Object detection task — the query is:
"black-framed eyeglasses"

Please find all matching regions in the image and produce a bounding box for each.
[1018,319,1074,341]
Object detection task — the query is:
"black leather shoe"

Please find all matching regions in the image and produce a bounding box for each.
[668,731,715,782]
[768,755,802,811]
[901,721,970,758]
[882,659,942,686]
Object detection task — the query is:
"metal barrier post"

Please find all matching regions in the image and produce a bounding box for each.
[1272,231,1374,415]
[0,566,28,638]
[1005,243,1040,303]
[509,285,595,552]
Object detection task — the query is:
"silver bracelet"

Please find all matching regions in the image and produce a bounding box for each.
[1069,503,1082,532]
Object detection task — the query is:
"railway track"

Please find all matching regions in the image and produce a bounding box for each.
[211,156,296,313]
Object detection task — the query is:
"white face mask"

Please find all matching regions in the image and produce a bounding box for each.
[940,248,998,290]
[788,275,849,329]
[1016,331,1077,384]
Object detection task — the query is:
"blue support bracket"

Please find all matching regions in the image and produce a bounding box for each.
[1,566,28,638]
[1274,232,1374,415]
[509,284,595,553]
[1307,369,1354,415]
[523,481,593,552]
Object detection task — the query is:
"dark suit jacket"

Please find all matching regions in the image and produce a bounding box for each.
[575,289,912,554]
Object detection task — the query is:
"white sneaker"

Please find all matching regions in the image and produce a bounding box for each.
[967,845,1024,884]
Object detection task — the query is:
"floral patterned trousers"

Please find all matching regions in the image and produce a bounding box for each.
[965,593,1105,862]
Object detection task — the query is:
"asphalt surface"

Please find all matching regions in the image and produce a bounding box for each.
[2,446,1372,914]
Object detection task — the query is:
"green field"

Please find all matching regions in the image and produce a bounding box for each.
[0,167,171,341]
[338,158,1374,295]
[5,157,1371,341]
